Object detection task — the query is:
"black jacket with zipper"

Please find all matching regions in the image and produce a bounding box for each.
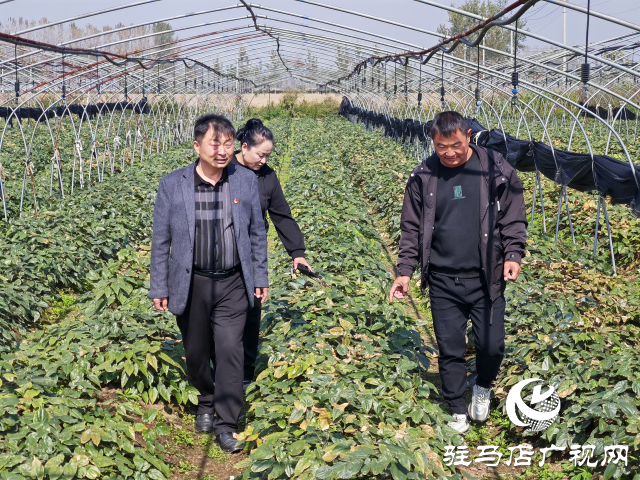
[397,144,527,301]
[231,156,305,259]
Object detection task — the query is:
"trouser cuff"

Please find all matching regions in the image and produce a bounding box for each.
[448,399,467,415]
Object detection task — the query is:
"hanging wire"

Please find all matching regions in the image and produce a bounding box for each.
[124,62,128,100]
[440,50,445,110]
[418,61,423,106]
[96,59,100,95]
[61,53,66,100]
[384,62,387,92]
[475,44,481,113]
[511,19,519,105]
[14,44,19,103]
[581,0,592,90]
[394,61,397,94]
[404,58,408,97]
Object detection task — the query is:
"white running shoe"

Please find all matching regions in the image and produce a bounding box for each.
[468,383,492,422]
[447,413,470,433]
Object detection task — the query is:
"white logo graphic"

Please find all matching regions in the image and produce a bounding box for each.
[506,378,560,432]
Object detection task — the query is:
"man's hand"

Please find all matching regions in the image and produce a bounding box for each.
[388,276,410,303]
[293,257,311,271]
[255,287,269,304]
[153,298,168,311]
[504,261,521,281]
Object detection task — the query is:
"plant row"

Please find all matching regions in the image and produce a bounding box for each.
[326,116,640,479]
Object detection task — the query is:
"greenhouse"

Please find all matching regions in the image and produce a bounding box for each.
[0,0,639,479]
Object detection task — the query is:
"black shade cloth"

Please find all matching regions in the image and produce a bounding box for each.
[338,96,640,216]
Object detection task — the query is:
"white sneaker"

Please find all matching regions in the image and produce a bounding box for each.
[447,413,470,433]
[468,383,492,422]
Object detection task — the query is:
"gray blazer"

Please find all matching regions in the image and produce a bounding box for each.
[148,160,269,315]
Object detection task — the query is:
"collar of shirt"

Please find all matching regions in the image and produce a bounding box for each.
[194,159,228,187]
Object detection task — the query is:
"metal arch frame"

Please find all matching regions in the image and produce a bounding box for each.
[0,0,637,276]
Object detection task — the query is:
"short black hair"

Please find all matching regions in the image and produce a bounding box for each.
[193,113,235,144]
[236,118,274,149]
[430,111,469,139]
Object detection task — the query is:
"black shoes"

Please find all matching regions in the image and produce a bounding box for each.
[217,432,242,453]
[194,414,214,432]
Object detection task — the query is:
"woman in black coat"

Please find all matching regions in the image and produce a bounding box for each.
[232,118,311,387]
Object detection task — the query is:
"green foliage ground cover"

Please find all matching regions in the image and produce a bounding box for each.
[236,118,461,480]
[0,127,180,353]
[1,114,639,480]
[325,116,640,479]
[0,112,153,217]
[0,143,199,479]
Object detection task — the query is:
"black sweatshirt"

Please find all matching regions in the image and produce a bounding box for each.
[231,155,305,259]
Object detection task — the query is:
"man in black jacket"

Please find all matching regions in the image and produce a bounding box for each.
[388,111,527,433]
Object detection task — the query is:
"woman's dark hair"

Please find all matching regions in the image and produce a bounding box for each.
[236,118,274,149]
[194,113,235,143]
[429,111,469,139]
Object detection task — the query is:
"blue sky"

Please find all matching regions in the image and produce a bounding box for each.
[1,0,638,63]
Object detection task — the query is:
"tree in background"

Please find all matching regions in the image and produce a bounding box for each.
[437,0,527,63]
[152,21,178,59]
[0,17,177,56]
[237,45,250,78]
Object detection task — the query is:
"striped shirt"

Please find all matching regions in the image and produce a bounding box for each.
[193,163,239,271]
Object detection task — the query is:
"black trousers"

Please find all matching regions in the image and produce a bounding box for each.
[176,270,248,434]
[210,296,261,385]
[428,272,506,415]
[242,300,262,382]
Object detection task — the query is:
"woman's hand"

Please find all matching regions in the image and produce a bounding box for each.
[293,257,311,271]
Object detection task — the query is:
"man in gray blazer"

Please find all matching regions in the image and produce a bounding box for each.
[148,114,268,453]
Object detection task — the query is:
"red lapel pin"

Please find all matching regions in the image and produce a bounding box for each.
[234,198,239,203]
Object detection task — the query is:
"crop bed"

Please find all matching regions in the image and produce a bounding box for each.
[0,116,638,480]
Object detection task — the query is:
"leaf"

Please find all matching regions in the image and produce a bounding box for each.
[251,444,275,461]
[158,352,184,373]
[63,462,77,480]
[84,465,100,480]
[557,384,577,398]
[146,353,158,371]
[45,455,65,480]
[143,409,158,423]
[603,402,617,419]
[149,387,159,404]
[80,430,92,444]
[318,409,332,431]
[251,458,275,473]
[334,459,362,479]
[31,457,45,480]
[90,430,101,446]
[90,455,114,468]
[603,461,617,480]
[315,465,333,479]
[147,469,165,480]
[34,407,50,424]
[390,461,408,480]
[294,456,314,475]
[617,399,639,417]
[123,360,134,376]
